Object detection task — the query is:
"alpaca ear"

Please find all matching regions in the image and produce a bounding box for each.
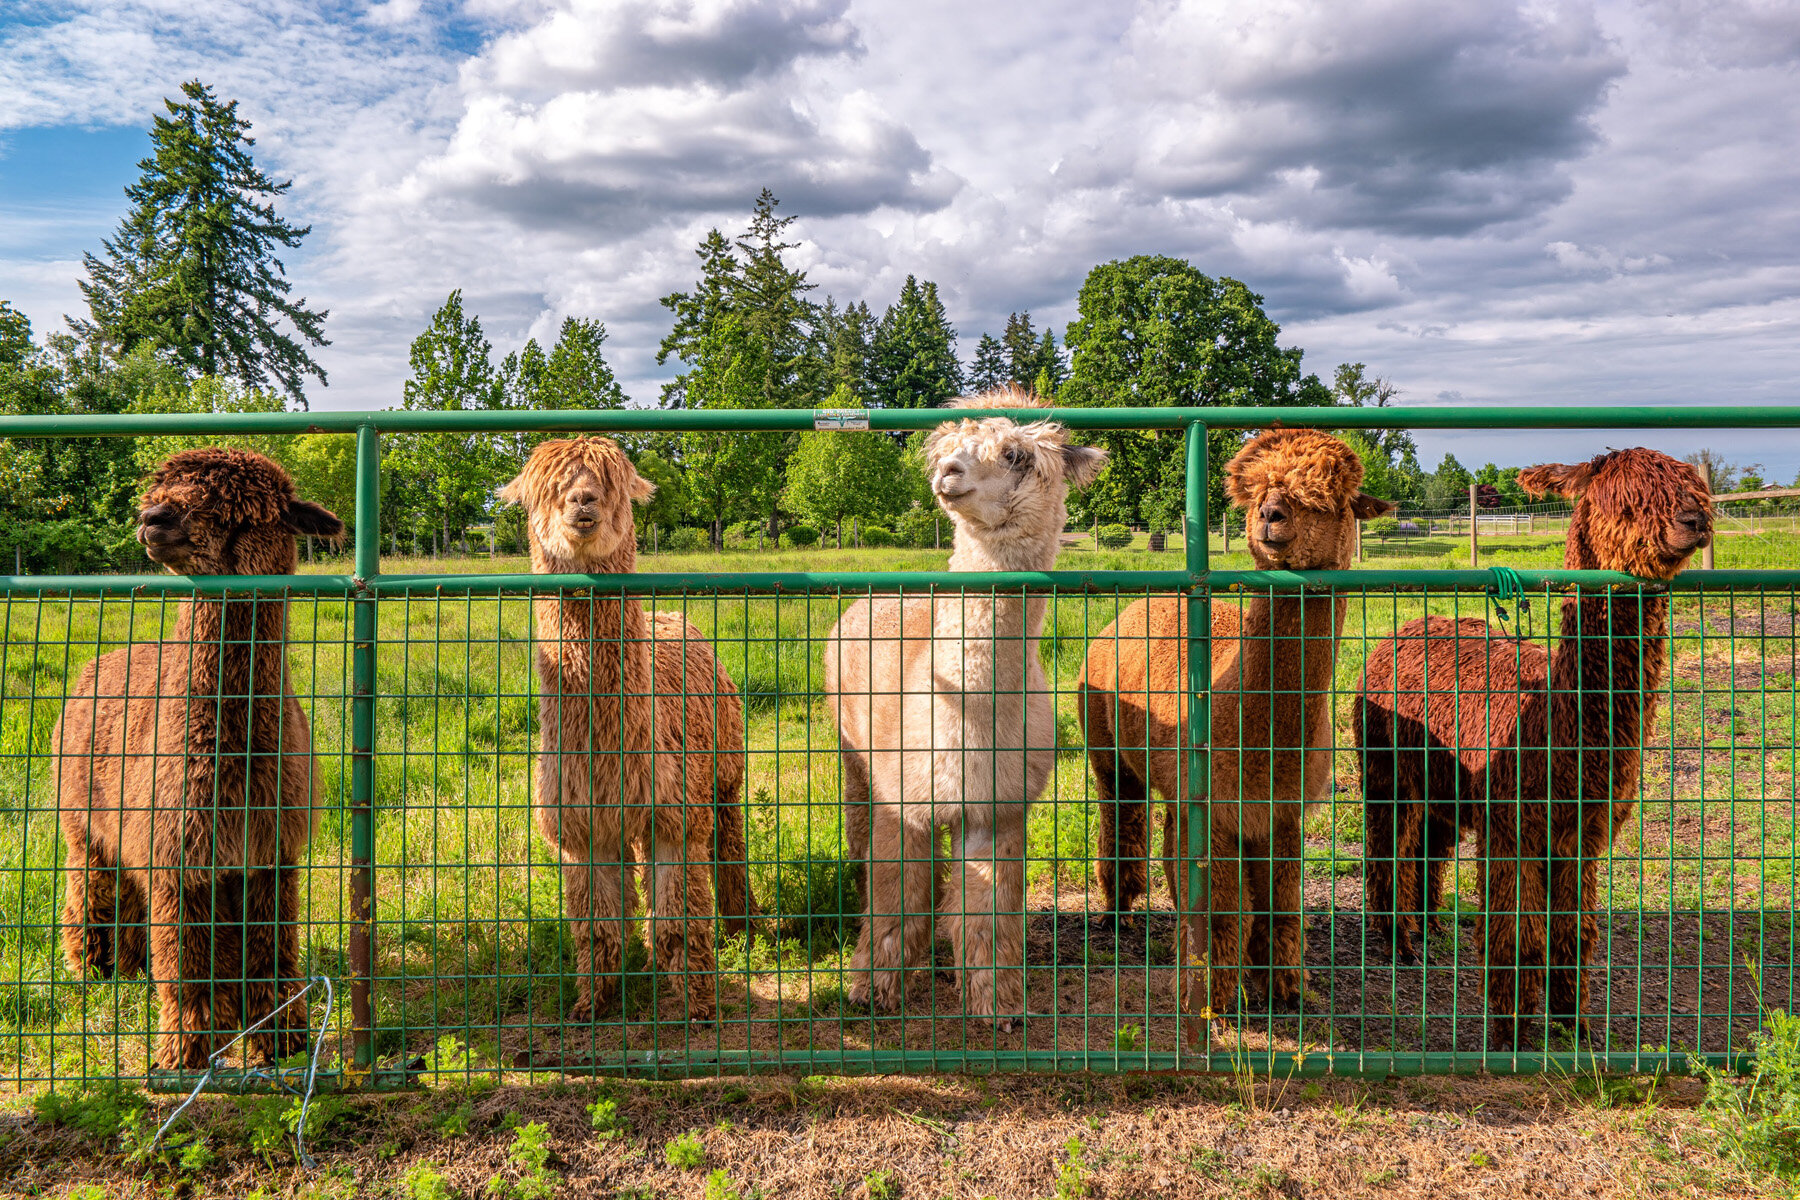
[1060,443,1108,489]
[628,468,656,504]
[1519,461,1594,499]
[1350,492,1397,520]
[923,427,953,467]
[496,475,524,505]
[287,500,345,543]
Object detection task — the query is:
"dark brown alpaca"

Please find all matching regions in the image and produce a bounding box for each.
[500,437,753,1023]
[1355,448,1712,1047]
[54,448,343,1069]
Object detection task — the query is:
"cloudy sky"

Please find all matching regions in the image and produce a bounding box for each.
[3,0,1797,476]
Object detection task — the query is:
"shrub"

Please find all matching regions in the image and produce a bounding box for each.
[667,526,710,554]
[895,507,942,549]
[723,520,765,549]
[1367,516,1402,539]
[1095,524,1133,549]
[781,525,819,548]
[860,525,894,547]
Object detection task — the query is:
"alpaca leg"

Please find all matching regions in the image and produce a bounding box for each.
[563,848,625,1022]
[841,748,873,912]
[237,869,287,1064]
[273,866,308,1058]
[1266,808,1309,1010]
[648,829,717,1023]
[1091,747,1149,929]
[61,842,118,978]
[1158,800,1183,928]
[1546,855,1598,1039]
[848,805,933,1011]
[1205,825,1248,1016]
[115,872,149,978]
[1358,713,1410,959]
[711,774,758,942]
[946,809,1026,1022]
[1484,855,1548,1050]
[150,875,213,1071]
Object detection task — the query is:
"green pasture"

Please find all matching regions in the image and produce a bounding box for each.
[0,537,1795,1081]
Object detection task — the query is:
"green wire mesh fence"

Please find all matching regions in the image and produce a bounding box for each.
[1,407,1796,1094]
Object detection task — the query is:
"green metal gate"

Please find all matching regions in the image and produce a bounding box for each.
[1,405,1796,1092]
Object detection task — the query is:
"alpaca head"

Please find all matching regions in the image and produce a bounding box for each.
[137,447,343,575]
[1519,448,1712,578]
[498,436,653,569]
[922,387,1107,553]
[1225,428,1396,570]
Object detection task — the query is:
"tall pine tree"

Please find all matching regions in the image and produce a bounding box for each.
[76,81,329,406]
[869,276,962,408]
[968,333,1007,393]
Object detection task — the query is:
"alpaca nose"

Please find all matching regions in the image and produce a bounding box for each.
[1676,509,1708,534]
[140,503,179,528]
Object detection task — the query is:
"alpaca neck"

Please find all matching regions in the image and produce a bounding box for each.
[537,537,646,714]
[937,509,1061,691]
[1231,590,1346,727]
[1546,514,1668,785]
[171,593,291,751]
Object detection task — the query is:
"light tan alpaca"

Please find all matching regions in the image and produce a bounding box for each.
[54,448,342,1068]
[825,389,1106,1024]
[1079,429,1392,1013]
[500,437,752,1023]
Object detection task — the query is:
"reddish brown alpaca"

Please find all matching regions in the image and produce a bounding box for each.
[1355,448,1712,1047]
[1081,429,1393,1012]
[55,449,342,1069]
[501,437,752,1023]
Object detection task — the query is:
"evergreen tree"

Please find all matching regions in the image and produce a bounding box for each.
[658,228,743,410]
[733,188,816,409]
[968,333,1007,393]
[384,291,505,552]
[816,298,876,398]
[1001,311,1038,387]
[870,276,962,408]
[1032,330,1067,394]
[76,81,329,406]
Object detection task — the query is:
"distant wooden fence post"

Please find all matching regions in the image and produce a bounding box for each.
[1469,483,1479,568]
[1701,463,1715,570]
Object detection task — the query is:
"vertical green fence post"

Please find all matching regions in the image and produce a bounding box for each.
[1181,423,1213,1052]
[350,423,380,1076]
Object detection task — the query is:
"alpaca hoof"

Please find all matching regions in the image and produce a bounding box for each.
[994,1010,1046,1035]
[1090,911,1125,934]
[159,1036,211,1072]
[1487,1016,1521,1053]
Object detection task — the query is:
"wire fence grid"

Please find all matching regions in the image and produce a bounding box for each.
[1,406,1796,1093]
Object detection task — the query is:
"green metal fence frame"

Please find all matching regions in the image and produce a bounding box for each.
[5,402,1799,1087]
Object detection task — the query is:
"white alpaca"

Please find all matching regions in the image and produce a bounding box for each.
[824,389,1106,1024]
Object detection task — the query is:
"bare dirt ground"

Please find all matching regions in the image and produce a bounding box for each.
[3,1067,1785,1200]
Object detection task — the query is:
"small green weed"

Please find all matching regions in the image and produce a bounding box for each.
[1468,1151,1493,1168]
[664,1130,706,1170]
[33,1082,146,1143]
[1113,1023,1142,1053]
[1695,1007,1800,1183]
[488,1121,559,1200]
[864,1168,898,1200]
[402,1162,458,1200]
[438,1100,476,1137]
[587,1097,626,1138]
[1363,1167,1399,1185]
[704,1168,743,1200]
[1053,1137,1089,1200]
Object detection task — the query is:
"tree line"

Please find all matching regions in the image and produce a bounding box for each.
[2,82,1776,571]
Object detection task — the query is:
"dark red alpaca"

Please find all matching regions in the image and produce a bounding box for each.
[1355,448,1712,1048]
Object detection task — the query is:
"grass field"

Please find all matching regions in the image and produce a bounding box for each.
[2,532,1795,1091]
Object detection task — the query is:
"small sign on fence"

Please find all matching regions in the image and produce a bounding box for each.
[813,409,871,430]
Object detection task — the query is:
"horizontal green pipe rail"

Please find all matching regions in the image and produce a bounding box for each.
[4,403,1800,438]
[7,567,1798,596]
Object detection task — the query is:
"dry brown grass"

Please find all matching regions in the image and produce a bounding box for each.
[3,1069,1788,1199]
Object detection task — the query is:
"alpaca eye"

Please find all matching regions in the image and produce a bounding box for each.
[1004,449,1027,471]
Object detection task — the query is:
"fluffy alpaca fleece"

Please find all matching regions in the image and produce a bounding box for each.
[1355,448,1711,1046]
[825,388,1106,1023]
[1080,429,1393,1013]
[54,448,342,1069]
[500,437,751,1024]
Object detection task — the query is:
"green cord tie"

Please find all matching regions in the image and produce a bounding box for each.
[1487,565,1528,634]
